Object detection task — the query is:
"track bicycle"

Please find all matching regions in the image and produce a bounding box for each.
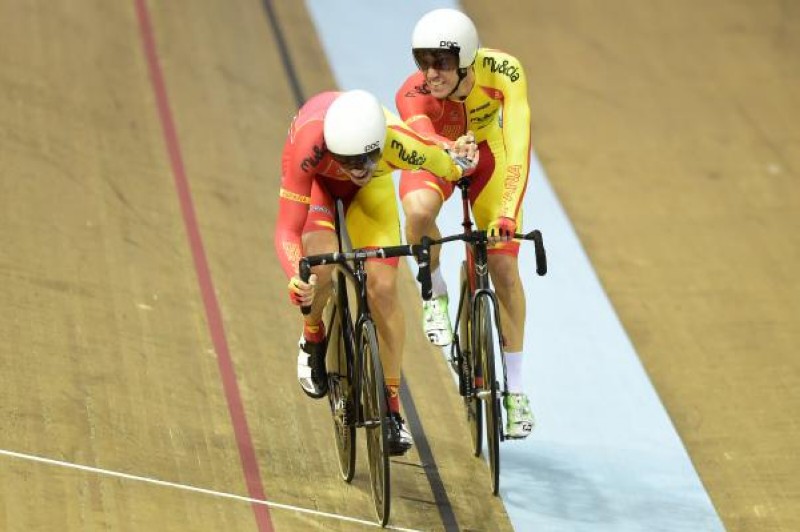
[298,199,432,526]
[420,178,547,495]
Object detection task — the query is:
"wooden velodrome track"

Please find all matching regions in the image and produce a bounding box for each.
[1,0,797,530]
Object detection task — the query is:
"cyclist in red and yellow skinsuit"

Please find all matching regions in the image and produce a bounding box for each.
[396,9,534,439]
[274,89,473,456]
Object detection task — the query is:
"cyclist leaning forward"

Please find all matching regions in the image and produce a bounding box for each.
[274,89,476,456]
[396,9,536,438]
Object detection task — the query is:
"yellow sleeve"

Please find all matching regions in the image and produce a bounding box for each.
[501,56,531,218]
[382,111,463,181]
[480,50,532,219]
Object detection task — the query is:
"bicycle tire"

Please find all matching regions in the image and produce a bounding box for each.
[460,262,483,457]
[360,319,390,525]
[326,272,356,482]
[474,293,500,495]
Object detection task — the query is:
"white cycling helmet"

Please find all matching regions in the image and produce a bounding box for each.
[412,8,479,69]
[324,90,386,159]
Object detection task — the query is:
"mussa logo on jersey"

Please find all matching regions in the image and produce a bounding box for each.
[300,144,325,172]
[405,84,431,97]
[482,57,520,82]
[390,139,426,166]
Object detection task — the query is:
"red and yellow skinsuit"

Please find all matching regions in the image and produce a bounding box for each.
[274,91,466,278]
[396,48,532,255]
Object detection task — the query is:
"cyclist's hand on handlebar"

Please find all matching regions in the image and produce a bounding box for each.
[288,274,317,307]
[488,216,516,243]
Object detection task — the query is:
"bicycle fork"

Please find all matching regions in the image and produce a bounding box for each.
[469,288,510,443]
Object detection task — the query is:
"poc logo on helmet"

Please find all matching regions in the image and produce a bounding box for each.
[364,141,380,153]
[439,40,459,48]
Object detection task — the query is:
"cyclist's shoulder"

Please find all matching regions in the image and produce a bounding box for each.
[383,117,413,151]
[297,91,339,120]
[383,107,404,128]
[474,48,525,84]
[396,72,437,110]
[475,47,523,64]
[396,71,428,96]
[384,113,434,146]
[286,118,325,161]
[284,109,327,177]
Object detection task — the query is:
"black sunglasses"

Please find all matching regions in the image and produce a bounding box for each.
[331,148,382,170]
[412,49,460,72]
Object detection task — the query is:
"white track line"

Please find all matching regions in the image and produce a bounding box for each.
[0,448,421,532]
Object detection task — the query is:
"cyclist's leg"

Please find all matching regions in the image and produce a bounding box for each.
[487,253,525,354]
[363,262,403,396]
[400,170,455,346]
[301,180,344,328]
[348,175,412,454]
[472,139,534,437]
[347,174,404,388]
[471,137,526,355]
[489,252,535,439]
[400,169,450,270]
[300,230,336,327]
[295,181,340,398]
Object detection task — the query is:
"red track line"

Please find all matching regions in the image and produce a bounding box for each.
[133,1,273,530]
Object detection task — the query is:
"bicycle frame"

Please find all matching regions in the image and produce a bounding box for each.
[329,249,375,425]
[450,179,508,408]
[452,180,511,406]
[302,200,383,431]
[299,199,431,526]
[426,178,547,495]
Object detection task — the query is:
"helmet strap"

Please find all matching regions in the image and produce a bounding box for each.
[446,67,470,100]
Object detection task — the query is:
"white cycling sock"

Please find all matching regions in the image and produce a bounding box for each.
[431,267,448,299]
[505,351,524,393]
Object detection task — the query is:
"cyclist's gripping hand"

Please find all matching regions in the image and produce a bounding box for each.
[288,274,317,307]
[453,131,477,159]
[448,130,478,177]
[488,217,516,243]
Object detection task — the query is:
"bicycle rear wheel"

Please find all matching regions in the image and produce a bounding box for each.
[474,294,500,495]
[360,319,390,525]
[460,262,483,457]
[326,273,356,482]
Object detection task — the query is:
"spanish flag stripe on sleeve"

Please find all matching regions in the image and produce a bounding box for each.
[279,187,311,204]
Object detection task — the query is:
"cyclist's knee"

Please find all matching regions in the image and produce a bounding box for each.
[310,263,334,287]
[403,192,442,230]
[489,256,521,288]
[367,273,397,308]
[302,229,337,253]
[406,209,438,235]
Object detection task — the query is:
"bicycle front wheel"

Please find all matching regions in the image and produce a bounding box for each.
[474,294,500,495]
[360,319,390,525]
[326,280,356,482]
[460,262,483,457]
